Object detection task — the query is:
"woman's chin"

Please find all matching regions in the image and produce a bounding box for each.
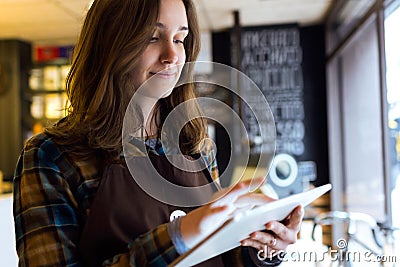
[160,89,174,99]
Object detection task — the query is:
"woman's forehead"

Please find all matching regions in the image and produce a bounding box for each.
[157,0,188,30]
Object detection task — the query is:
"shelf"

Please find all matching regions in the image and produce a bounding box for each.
[27,89,66,94]
[22,59,71,140]
[29,64,70,92]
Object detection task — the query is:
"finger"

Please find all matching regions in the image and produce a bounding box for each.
[282,205,304,229]
[249,231,279,248]
[199,205,232,232]
[241,238,280,257]
[211,177,265,207]
[231,206,254,217]
[234,193,276,208]
[248,176,267,192]
[292,205,304,225]
[208,205,231,215]
[241,238,267,251]
[265,221,296,244]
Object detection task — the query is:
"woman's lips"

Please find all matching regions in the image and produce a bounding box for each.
[150,70,178,79]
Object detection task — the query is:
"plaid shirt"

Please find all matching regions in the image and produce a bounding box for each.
[13,132,219,267]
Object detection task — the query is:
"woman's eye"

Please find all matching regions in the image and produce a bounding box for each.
[150,37,159,42]
[174,39,184,44]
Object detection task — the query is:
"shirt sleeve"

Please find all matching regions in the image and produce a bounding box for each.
[13,137,83,266]
[102,223,179,266]
[13,135,181,267]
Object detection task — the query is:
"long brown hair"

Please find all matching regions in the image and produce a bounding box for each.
[45,0,206,161]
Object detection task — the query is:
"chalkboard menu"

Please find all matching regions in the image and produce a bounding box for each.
[240,26,305,156]
[212,25,329,189]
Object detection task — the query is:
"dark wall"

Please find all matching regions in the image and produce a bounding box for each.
[211,31,232,178]
[0,40,32,179]
[300,25,329,186]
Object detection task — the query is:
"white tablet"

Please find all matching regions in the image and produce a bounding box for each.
[170,184,332,267]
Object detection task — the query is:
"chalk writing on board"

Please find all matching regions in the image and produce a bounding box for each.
[240,27,305,156]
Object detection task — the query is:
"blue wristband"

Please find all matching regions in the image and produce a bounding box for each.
[167,216,190,255]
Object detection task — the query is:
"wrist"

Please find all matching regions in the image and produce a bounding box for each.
[180,213,198,249]
[167,217,190,255]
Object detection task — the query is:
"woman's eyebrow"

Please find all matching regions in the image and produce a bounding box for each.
[156,22,189,32]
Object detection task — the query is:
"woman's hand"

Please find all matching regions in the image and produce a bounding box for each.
[240,201,304,258]
[180,178,265,248]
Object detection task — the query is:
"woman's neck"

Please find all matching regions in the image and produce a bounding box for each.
[134,93,159,138]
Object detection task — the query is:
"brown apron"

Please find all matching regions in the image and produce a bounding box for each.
[78,154,226,266]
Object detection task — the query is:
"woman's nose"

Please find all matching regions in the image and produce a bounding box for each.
[160,41,179,65]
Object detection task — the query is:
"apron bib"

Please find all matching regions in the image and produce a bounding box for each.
[78,154,225,266]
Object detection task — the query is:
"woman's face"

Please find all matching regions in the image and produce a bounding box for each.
[132,0,188,99]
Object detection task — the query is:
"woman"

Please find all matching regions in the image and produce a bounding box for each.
[13,0,303,266]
